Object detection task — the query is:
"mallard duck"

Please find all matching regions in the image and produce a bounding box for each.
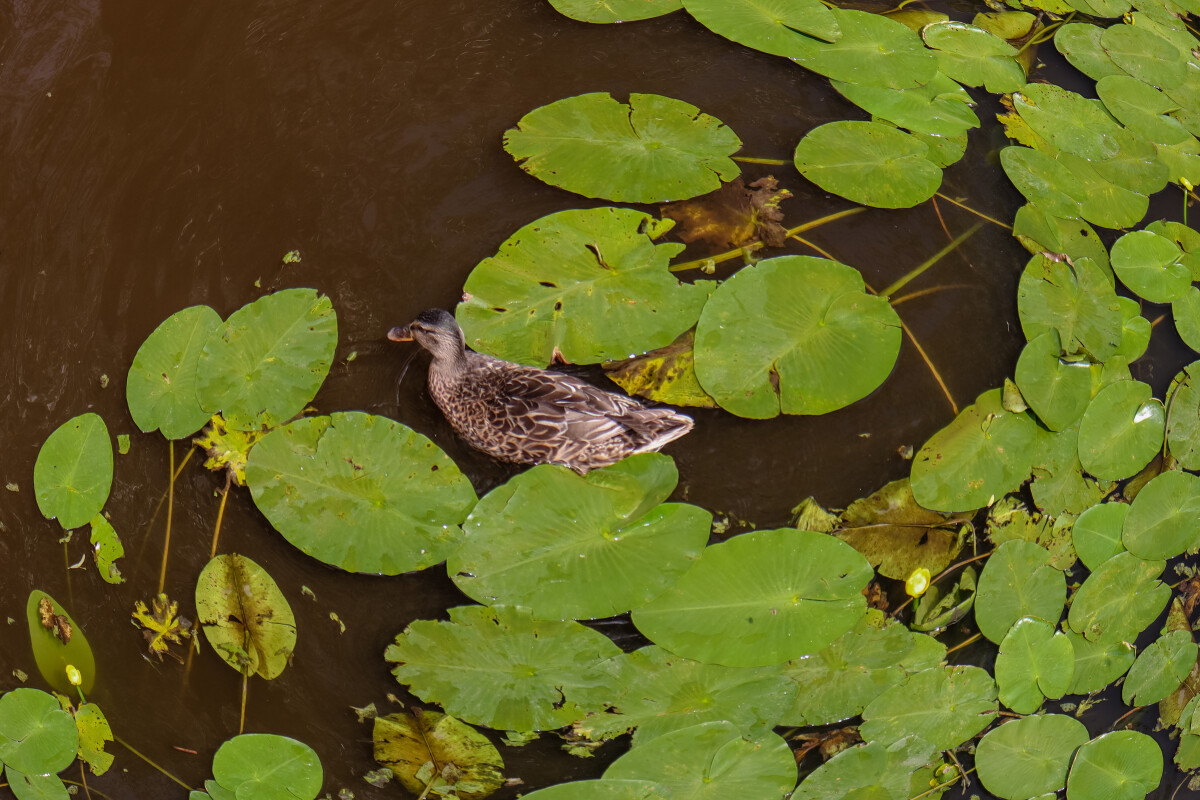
[388,309,694,473]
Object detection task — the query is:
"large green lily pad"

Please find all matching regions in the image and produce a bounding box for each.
[1065,631,1135,694]
[632,528,872,667]
[790,9,938,89]
[793,736,938,800]
[549,0,682,23]
[860,665,998,751]
[33,413,113,531]
[1068,552,1169,644]
[682,0,840,57]
[1122,630,1197,706]
[1167,361,1200,468]
[1014,84,1123,161]
[922,21,1025,93]
[0,689,79,777]
[449,454,710,619]
[976,540,1065,644]
[195,288,337,431]
[994,617,1075,714]
[1077,379,1165,481]
[976,715,1089,800]
[1016,255,1122,361]
[1055,23,1126,81]
[456,207,707,367]
[693,255,900,418]
[1001,147,1084,219]
[1101,23,1186,90]
[386,605,621,732]
[832,72,979,138]
[1098,75,1192,146]
[1014,331,1092,431]
[195,554,296,680]
[1030,423,1109,517]
[1111,229,1191,303]
[910,389,1037,512]
[1072,501,1128,571]
[1012,205,1111,276]
[211,734,322,800]
[1121,470,1200,560]
[1066,731,1163,800]
[503,93,741,203]
[126,305,222,440]
[794,120,941,208]
[246,412,477,575]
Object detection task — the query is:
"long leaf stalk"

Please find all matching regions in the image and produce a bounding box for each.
[158,443,175,594]
[114,735,193,791]
[210,472,233,559]
[879,223,982,298]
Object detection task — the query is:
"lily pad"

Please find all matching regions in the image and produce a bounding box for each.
[604,721,796,800]
[975,715,1089,800]
[1055,23,1126,81]
[456,207,706,367]
[976,540,1066,644]
[1111,229,1191,303]
[549,0,682,23]
[603,329,717,409]
[1077,379,1165,481]
[4,768,69,800]
[1115,296,1152,361]
[1030,423,1109,517]
[373,709,503,800]
[1121,470,1200,560]
[195,288,337,431]
[860,665,998,752]
[1066,731,1162,800]
[0,689,78,776]
[503,93,741,203]
[790,9,938,89]
[1102,23,1186,90]
[1014,84,1123,161]
[693,255,901,418]
[1001,147,1084,220]
[1017,255,1121,361]
[994,617,1075,713]
[794,120,941,208]
[1014,331,1093,431]
[1122,630,1198,705]
[910,389,1037,513]
[1167,362,1200,468]
[195,554,297,680]
[1098,75,1191,146]
[518,780,670,800]
[922,21,1025,93]
[573,645,794,744]
[1068,552,1169,644]
[832,72,979,138]
[73,703,113,776]
[632,528,872,667]
[1175,287,1200,353]
[1066,631,1136,694]
[386,605,621,732]
[89,515,124,584]
[794,736,938,800]
[1072,501,1129,571]
[211,734,322,800]
[1012,205,1111,276]
[126,305,222,439]
[682,0,840,57]
[449,454,710,619]
[1090,128,1170,197]
[1060,153,1150,230]
[246,412,477,575]
[33,413,113,531]
[1148,220,1200,279]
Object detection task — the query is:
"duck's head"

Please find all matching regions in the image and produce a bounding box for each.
[388,308,466,362]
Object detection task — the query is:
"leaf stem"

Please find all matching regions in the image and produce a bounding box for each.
[898,315,958,415]
[731,155,789,165]
[932,193,1012,230]
[945,632,982,656]
[239,666,249,735]
[668,207,865,272]
[889,284,974,306]
[158,442,175,594]
[879,223,982,298]
[210,472,233,560]
[114,735,193,791]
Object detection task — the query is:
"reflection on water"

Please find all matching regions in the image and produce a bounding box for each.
[2,1,1037,797]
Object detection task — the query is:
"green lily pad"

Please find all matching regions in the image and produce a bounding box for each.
[1115,296,1152,361]
[246,412,477,575]
[212,734,322,800]
[503,92,741,203]
[1015,331,1093,431]
[1077,379,1165,481]
[1147,220,1200,279]
[794,736,938,800]
[573,645,794,744]
[1175,287,1200,353]
[794,120,941,208]
[456,207,707,367]
[910,388,1037,513]
[995,617,1075,714]
[1001,147,1083,220]
[1012,205,1111,276]
[518,780,670,800]
[604,721,796,800]
[860,665,998,751]
[1055,23,1126,81]
[0,689,78,776]
[449,454,710,619]
[1122,630,1198,706]
[1060,153,1151,230]
[682,0,840,57]
[89,515,124,584]
[693,255,900,418]
[1066,731,1163,800]
[975,715,1089,800]
[910,128,968,168]
[1098,75,1191,146]
[1155,137,1200,187]
[1111,229,1191,303]
[976,540,1066,644]
[33,413,113,531]
[1065,631,1136,694]
[25,591,96,696]
[632,528,872,667]
[1089,128,1170,197]
[1017,255,1121,360]
[195,554,296,680]
[922,21,1025,93]
[1121,470,1200,560]
[549,0,682,23]
[1102,22,1187,90]
[196,288,337,431]
[126,305,222,439]
[1068,552,1169,644]
[1072,501,1129,571]
[1014,84,1123,161]
[1167,362,1200,468]
[373,709,503,800]
[832,72,979,138]
[790,9,938,89]
[1030,423,1109,517]
[386,605,621,732]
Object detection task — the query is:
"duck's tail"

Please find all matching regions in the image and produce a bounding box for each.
[626,408,694,454]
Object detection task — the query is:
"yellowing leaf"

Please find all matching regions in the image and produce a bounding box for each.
[373,708,504,800]
[193,413,267,486]
[603,328,717,408]
[132,593,192,662]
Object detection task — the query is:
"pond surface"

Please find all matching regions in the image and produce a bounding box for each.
[1,1,1187,798]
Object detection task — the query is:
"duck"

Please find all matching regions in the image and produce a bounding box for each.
[388,309,694,474]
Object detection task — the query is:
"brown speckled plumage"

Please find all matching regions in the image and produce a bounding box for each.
[389,309,693,473]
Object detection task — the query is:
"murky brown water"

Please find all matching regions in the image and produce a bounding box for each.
[5,2,1188,798]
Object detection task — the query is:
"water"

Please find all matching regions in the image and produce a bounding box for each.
[1,1,1170,797]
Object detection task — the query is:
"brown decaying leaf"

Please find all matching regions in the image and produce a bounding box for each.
[38,596,72,643]
[603,328,718,409]
[790,726,861,763]
[373,707,504,800]
[660,176,792,251]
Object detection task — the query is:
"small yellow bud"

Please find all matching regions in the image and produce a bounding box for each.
[1183,178,1195,192]
[65,665,82,686]
[905,567,932,598]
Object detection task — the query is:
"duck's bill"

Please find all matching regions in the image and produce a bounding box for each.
[387,325,413,342]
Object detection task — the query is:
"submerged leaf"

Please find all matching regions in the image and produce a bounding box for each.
[27,592,95,695]
[195,554,296,680]
[373,709,504,800]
